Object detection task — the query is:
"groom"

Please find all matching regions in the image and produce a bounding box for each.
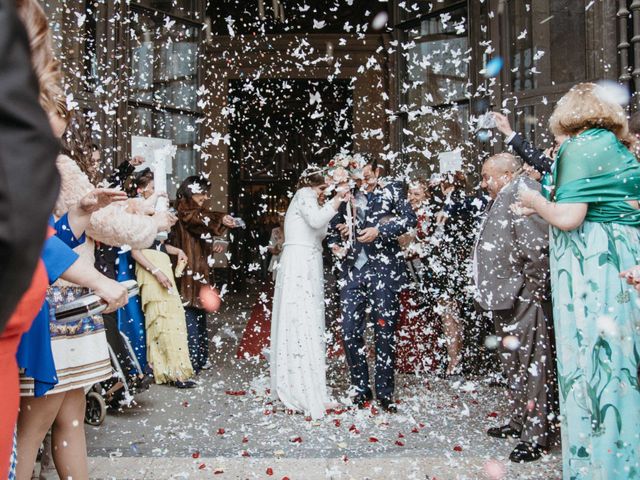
[328,158,416,412]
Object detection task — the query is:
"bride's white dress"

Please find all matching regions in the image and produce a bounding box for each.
[270,187,337,419]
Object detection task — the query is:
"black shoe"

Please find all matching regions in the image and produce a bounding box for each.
[487,424,522,439]
[129,374,153,394]
[174,380,197,389]
[378,398,398,413]
[509,442,545,463]
[354,391,373,409]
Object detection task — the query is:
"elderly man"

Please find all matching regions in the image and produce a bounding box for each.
[474,153,557,463]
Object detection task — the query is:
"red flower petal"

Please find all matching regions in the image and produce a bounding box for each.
[192,451,200,459]
[225,390,246,396]
[453,445,463,452]
[398,433,405,438]
[198,463,206,470]
[333,419,341,427]
[266,467,274,475]
[395,441,405,447]
[411,427,419,433]
[487,412,498,418]
[290,437,303,443]
[214,468,224,474]
[377,318,386,327]
[242,436,249,443]
[369,437,379,443]
[217,428,225,435]
[241,450,251,457]
[182,401,189,407]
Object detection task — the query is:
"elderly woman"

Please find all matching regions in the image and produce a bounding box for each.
[518,83,640,478]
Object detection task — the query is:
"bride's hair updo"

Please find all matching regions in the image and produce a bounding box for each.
[296,166,325,190]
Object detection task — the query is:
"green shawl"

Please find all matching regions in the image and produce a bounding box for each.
[553,128,640,225]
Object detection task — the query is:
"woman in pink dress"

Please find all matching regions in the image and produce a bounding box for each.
[395,178,441,374]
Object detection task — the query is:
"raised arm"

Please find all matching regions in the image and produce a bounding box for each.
[509,133,554,175]
[327,201,347,247]
[297,187,342,230]
[105,160,135,189]
[519,190,587,231]
[493,112,553,175]
[55,155,168,249]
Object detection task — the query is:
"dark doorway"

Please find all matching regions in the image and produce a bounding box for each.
[228,78,353,291]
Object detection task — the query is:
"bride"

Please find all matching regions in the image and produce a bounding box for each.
[270,166,348,419]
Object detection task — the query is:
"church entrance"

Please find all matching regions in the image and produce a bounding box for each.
[227,78,353,290]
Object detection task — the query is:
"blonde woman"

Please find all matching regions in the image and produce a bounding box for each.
[517,83,640,478]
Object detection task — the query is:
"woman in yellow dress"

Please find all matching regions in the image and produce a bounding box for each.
[127,169,196,388]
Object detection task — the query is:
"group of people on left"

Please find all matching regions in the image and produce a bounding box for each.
[0,1,239,478]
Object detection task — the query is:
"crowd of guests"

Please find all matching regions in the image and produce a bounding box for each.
[391,85,640,475]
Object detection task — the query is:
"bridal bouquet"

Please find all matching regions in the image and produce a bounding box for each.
[325,153,366,192]
[325,153,368,258]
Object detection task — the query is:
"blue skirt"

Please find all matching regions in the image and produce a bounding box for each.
[116,250,147,372]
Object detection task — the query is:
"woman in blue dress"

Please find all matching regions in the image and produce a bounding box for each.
[518,82,640,479]
[16,202,128,480]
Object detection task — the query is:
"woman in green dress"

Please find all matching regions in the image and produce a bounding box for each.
[518,83,640,479]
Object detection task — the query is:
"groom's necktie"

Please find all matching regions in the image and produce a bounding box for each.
[354,192,369,270]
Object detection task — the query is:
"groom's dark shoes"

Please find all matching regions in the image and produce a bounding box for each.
[354,391,373,409]
[509,441,545,463]
[487,424,521,439]
[378,398,397,413]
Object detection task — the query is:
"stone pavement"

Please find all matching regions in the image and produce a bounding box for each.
[84,290,562,480]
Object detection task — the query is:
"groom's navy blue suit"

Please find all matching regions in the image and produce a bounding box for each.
[328,181,417,401]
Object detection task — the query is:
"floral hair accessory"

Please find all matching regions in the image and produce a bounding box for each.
[300,165,325,178]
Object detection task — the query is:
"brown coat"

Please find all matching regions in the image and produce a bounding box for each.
[170,198,227,308]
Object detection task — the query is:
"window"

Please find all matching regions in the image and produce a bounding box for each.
[399,4,471,174]
[42,0,102,94]
[128,5,203,196]
[507,0,587,92]
[404,6,469,106]
[497,0,589,145]
[133,0,204,21]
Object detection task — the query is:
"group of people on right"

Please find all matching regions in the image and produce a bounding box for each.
[471,83,640,476]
